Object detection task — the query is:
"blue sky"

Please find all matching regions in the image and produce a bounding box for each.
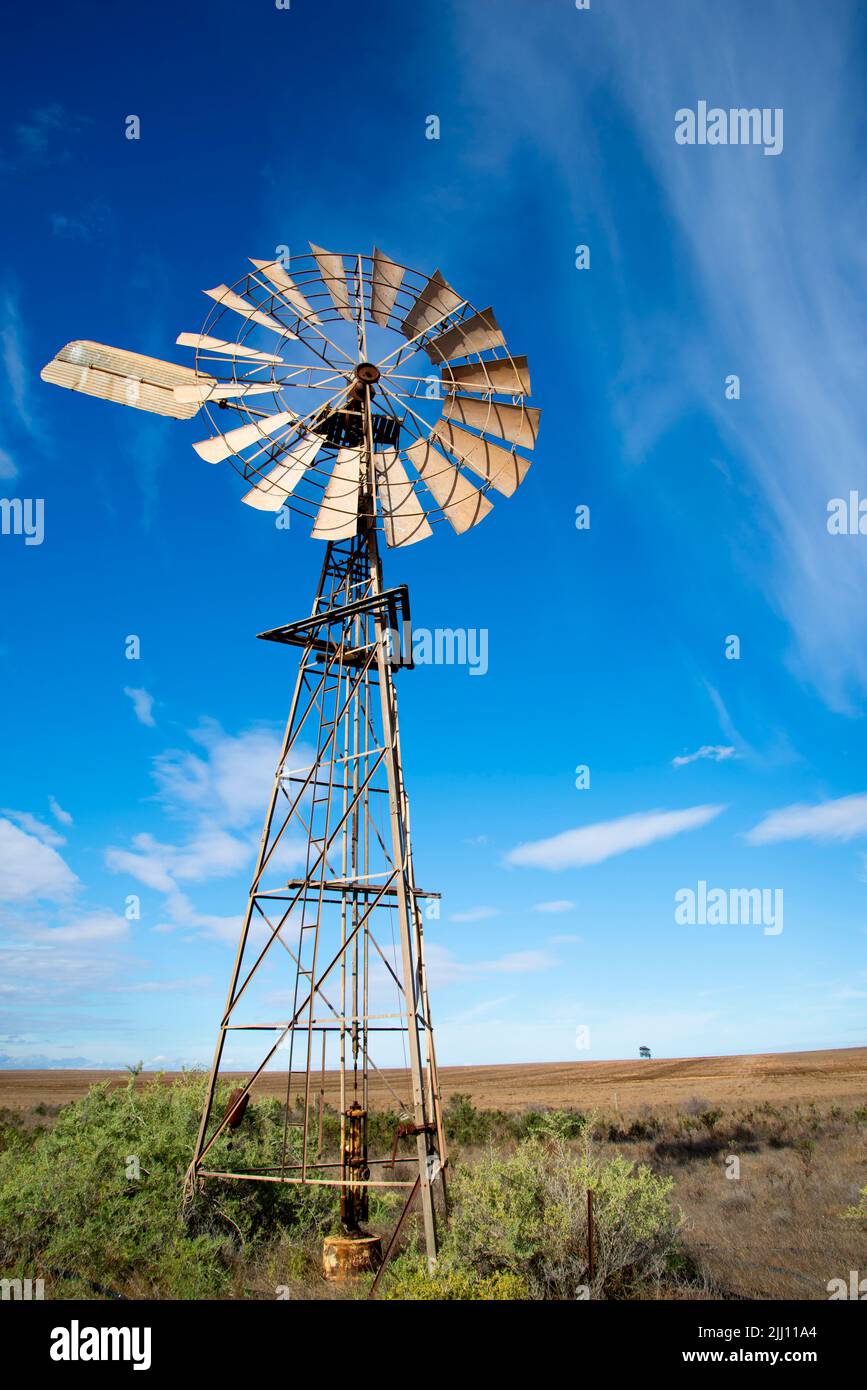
[1,0,865,1069]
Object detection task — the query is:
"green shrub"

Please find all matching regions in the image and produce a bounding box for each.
[381,1134,681,1300]
[382,1260,528,1300]
[842,1185,867,1222]
[522,1109,588,1142]
[0,1074,338,1299]
[442,1093,514,1147]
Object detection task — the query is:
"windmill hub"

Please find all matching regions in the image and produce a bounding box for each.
[354,361,381,384]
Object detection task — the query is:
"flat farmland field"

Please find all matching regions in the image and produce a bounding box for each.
[1,1046,864,1114]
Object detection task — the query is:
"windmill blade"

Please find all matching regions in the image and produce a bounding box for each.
[425,307,506,363]
[249,259,323,325]
[432,421,529,497]
[176,333,283,364]
[443,355,531,396]
[370,247,404,328]
[173,381,277,404]
[311,447,361,539]
[204,285,296,338]
[374,449,433,548]
[442,395,540,450]
[309,244,352,320]
[401,270,462,342]
[404,438,493,535]
[242,435,323,512]
[193,411,300,465]
[40,340,204,419]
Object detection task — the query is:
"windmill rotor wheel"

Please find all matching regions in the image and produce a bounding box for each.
[42,244,540,548]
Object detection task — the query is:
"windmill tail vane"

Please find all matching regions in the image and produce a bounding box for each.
[40,243,540,1272]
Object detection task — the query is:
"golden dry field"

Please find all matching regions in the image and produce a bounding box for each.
[1,1045,864,1114]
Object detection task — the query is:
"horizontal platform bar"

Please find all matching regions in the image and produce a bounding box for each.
[273,878,439,899]
[196,1170,417,1189]
[257,585,412,669]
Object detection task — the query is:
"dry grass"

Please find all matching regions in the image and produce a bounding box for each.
[580,1102,867,1300]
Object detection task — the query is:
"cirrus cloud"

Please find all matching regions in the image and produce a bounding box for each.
[746,792,867,846]
[505,805,726,871]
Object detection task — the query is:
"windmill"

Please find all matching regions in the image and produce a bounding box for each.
[41,245,539,1270]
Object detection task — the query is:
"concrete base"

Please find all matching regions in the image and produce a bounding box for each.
[322,1233,382,1281]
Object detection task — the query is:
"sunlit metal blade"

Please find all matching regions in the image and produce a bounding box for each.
[241,435,323,512]
[443,356,531,396]
[311,447,361,538]
[249,258,323,325]
[193,411,299,465]
[203,285,297,338]
[173,381,277,404]
[432,421,530,497]
[40,340,204,419]
[441,395,540,450]
[176,332,283,364]
[373,449,433,548]
[309,244,352,320]
[370,247,404,328]
[425,307,506,363]
[404,438,493,535]
[401,270,462,342]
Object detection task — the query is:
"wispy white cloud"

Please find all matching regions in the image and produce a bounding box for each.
[746,792,867,846]
[0,906,132,1023]
[153,720,289,828]
[124,686,156,728]
[152,895,243,946]
[595,4,867,712]
[50,202,111,241]
[0,282,45,475]
[448,906,501,923]
[673,745,737,768]
[425,943,556,988]
[1,808,66,848]
[455,1,867,711]
[2,303,28,428]
[106,827,251,889]
[1,104,91,175]
[106,721,306,941]
[48,795,73,827]
[0,817,78,902]
[442,995,515,1025]
[506,805,725,871]
[533,900,575,914]
[13,104,75,161]
[22,912,129,945]
[116,975,213,995]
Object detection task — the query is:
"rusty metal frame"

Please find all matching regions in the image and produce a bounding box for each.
[185,385,446,1265]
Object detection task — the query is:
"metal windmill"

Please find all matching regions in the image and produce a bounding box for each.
[41,245,539,1269]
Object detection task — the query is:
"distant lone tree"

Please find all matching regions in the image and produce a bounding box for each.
[639,1046,651,1060]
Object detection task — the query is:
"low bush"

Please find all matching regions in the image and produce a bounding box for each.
[383,1133,681,1300]
[842,1185,867,1222]
[0,1074,338,1299]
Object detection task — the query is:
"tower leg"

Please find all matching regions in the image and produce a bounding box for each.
[185,530,445,1271]
[371,565,438,1264]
